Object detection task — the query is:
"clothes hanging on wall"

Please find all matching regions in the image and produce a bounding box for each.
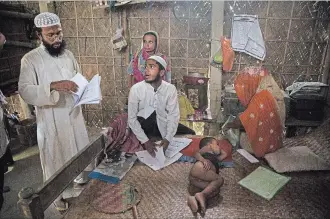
[231,15,266,61]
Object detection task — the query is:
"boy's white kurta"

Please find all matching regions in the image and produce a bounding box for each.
[128,81,180,144]
[18,45,89,181]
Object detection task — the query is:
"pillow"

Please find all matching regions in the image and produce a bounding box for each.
[180,137,233,162]
[264,146,330,173]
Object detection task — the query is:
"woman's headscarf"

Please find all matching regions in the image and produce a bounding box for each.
[132,31,160,82]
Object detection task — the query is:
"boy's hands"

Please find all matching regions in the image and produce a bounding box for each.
[159,139,170,152]
[143,140,157,157]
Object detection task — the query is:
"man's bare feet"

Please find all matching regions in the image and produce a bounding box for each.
[195,192,206,215]
[187,196,198,215]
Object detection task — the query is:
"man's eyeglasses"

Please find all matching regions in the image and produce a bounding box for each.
[43,31,63,42]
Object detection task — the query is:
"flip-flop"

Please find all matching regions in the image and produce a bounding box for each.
[74,176,89,185]
[54,199,69,211]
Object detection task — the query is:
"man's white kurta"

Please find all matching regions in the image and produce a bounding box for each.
[0,106,9,159]
[19,45,89,181]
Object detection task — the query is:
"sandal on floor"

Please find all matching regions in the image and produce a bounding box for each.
[54,199,69,211]
[73,176,89,185]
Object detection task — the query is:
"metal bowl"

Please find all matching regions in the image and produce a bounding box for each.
[188,72,206,78]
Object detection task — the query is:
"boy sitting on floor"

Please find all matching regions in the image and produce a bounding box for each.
[187,137,228,216]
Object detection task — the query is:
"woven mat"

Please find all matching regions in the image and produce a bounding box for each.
[64,162,330,219]
[90,182,141,214]
[283,118,330,164]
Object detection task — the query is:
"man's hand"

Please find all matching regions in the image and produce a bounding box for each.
[159,139,170,152]
[143,140,157,157]
[50,80,78,93]
[201,159,211,171]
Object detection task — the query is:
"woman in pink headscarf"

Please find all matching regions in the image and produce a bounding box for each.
[127,31,171,87]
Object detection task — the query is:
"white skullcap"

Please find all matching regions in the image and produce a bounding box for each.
[148,55,167,70]
[34,12,61,28]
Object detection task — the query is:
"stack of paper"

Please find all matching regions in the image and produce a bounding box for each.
[89,155,137,184]
[136,137,192,171]
[70,73,102,109]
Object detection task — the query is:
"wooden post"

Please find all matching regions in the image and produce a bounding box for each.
[321,10,330,84]
[322,41,330,84]
[39,1,49,13]
[209,1,224,119]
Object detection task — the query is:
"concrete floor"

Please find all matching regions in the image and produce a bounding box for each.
[1,144,66,219]
[2,144,43,219]
[1,127,103,219]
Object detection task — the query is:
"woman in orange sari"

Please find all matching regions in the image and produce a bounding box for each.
[223,67,286,157]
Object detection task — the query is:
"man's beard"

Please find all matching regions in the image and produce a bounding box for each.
[145,72,161,84]
[42,39,66,56]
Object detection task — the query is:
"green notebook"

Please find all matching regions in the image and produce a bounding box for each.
[239,166,291,200]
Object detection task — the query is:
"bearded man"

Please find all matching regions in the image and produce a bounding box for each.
[18,12,92,210]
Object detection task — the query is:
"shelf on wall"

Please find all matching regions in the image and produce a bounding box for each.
[92,0,149,10]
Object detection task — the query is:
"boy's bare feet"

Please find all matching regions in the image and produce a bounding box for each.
[187,196,198,215]
[195,192,206,215]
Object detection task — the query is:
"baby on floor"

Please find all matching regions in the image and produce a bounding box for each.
[187,137,228,216]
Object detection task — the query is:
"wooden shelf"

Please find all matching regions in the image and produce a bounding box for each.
[93,0,149,10]
[218,115,323,127]
[181,119,215,123]
[285,116,323,127]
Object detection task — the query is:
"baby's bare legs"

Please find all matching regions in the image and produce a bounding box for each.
[188,161,224,215]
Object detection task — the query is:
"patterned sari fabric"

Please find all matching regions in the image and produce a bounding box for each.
[234,67,284,157]
[105,114,143,157]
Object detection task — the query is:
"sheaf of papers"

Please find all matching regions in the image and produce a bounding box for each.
[161,137,192,158]
[136,148,182,171]
[237,149,259,163]
[136,137,192,171]
[70,73,102,109]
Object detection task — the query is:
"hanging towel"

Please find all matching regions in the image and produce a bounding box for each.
[231,15,266,61]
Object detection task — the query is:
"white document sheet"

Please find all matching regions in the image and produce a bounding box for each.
[136,147,183,171]
[136,137,192,171]
[70,73,102,109]
[70,73,89,104]
[160,137,192,158]
[237,149,259,163]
